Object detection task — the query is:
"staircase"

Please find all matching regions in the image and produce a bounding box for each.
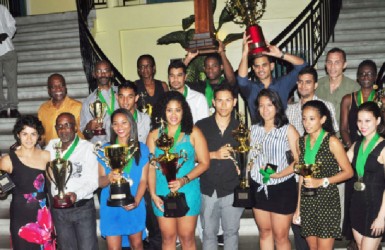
[0,11,89,153]
[318,0,385,80]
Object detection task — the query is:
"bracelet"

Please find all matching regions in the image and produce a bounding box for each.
[280,51,286,59]
[183,175,190,184]
[84,129,93,135]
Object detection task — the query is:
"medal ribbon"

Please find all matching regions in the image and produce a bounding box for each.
[98,88,115,115]
[259,167,275,184]
[357,90,375,107]
[62,135,79,160]
[183,86,188,98]
[115,138,134,174]
[205,76,224,108]
[304,129,325,164]
[164,125,181,153]
[133,109,138,122]
[356,133,380,177]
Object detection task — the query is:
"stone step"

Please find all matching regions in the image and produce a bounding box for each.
[15,39,80,52]
[15,21,79,34]
[5,73,88,89]
[17,60,83,74]
[15,11,78,25]
[333,29,385,42]
[13,30,79,44]
[339,7,385,19]
[17,49,82,63]
[334,18,385,31]
[342,1,385,9]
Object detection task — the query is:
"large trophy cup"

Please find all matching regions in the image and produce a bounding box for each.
[294,163,321,196]
[226,0,268,56]
[89,89,107,135]
[232,113,254,208]
[150,121,189,217]
[95,142,138,206]
[46,142,74,208]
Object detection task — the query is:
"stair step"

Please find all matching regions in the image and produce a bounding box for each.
[18,50,82,63]
[332,30,385,43]
[334,18,385,30]
[15,21,79,34]
[339,7,385,19]
[13,30,79,44]
[10,71,88,88]
[17,61,83,74]
[342,1,385,9]
[15,11,78,25]
[15,39,80,52]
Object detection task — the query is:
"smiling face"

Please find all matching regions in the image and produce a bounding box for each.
[357,65,376,89]
[138,57,155,79]
[204,57,223,82]
[112,113,131,140]
[55,114,77,147]
[357,110,380,138]
[297,73,317,99]
[18,126,39,149]
[118,88,138,113]
[325,52,347,79]
[213,90,237,118]
[168,67,186,92]
[302,107,326,135]
[165,100,183,126]
[93,61,113,87]
[48,75,67,103]
[252,56,273,82]
[258,96,276,123]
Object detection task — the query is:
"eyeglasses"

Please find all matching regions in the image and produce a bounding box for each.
[138,64,153,70]
[55,123,74,130]
[358,72,375,78]
[95,69,112,74]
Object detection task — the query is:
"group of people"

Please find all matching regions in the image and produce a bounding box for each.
[0,16,384,250]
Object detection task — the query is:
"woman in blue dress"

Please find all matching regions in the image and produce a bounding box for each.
[98,108,149,250]
[147,91,209,250]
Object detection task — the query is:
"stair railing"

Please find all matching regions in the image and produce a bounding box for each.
[76,0,126,92]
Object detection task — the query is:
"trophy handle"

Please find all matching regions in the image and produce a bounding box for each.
[149,153,159,169]
[93,142,109,165]
[176,150,188,169]
[46,162,58,187]
[64,161,73,186]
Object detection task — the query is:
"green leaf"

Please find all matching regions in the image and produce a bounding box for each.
[217,7,234,32]
[182,15,195,30]
[186,56,205,83]
[157,30,189,49]
[223,32,243,45]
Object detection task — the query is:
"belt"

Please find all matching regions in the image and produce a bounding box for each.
[73,198,93,208]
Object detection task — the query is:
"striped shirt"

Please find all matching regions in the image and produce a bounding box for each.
[249,124,294,196]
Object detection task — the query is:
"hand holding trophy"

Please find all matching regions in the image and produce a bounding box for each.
[95,141,138,206]
[149,119,189,217]
[294,162,321,196]
[46,141,74,208]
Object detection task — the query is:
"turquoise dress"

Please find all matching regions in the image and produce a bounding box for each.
[152,133,201,216]
[98,142,148,247]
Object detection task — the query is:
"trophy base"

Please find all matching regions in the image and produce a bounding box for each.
[107,182,135,207]
[53,195,73,208]
[246,25,269,56]
[188,32,219,54]
[161,192,189,218]
[0,172,15,193]
[233,185,253,208]
[302,187,317,197]
[93,128,106,136]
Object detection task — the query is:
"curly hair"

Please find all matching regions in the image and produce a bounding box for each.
[302,100,335,134]
[254,89,288,128]
[110,108,141,165]
[151,91,193,134]
[12,115,45,146]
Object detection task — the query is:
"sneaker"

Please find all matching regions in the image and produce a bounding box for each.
[217,234,224,246]
[0,110,7,118]
[9,109,21,118]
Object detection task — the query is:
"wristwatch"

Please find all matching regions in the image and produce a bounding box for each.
[322,178,330,188]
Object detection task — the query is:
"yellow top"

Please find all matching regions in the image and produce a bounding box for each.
[38,96,84,145]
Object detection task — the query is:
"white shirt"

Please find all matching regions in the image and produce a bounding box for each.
[0,5,16,56]
[137,110,150,143]
[46,138,99,201]
[185,85,210,124]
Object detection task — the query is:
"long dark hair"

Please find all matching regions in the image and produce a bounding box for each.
[151,91,193,134]
[302,100,335,134]
[110,108,141,165]
[13,115,44,146]
[255,89,288,128]
[357,101,384,135]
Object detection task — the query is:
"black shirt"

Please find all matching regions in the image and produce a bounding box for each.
[196,115,240,197]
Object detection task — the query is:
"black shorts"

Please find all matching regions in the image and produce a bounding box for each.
[251,177,298,215]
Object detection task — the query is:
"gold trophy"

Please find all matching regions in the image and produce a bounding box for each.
[294,163,321,196]
[95,142,138,206]
[46,142,74,208]
[226,0,268,56]
[139,92,153,117]
[89,89,107,135]
[150,120,189,217]
[231,112,254,207]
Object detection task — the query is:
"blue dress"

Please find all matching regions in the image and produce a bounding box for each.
[152,134,201,217]
[98,142,148,246]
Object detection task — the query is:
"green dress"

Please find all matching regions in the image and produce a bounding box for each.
[299,133,342,238]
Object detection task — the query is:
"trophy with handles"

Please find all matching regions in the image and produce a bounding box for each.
[89,89,107,135]
[149,119,189,217]
[46,142,74,208]
[95,142,138,206]
[294,162,321,196]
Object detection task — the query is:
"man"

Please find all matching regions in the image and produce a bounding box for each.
[38,73,83,146]
[184,40,236,113]
[135,54,168,115]
[80,60,119,144]
[237,33,306,122]
[46,112,99,250]
[286,67,338,136]
[0,5,19,118]
[196,84,244,250]
[168,60,209,123]
[316,47,359,127]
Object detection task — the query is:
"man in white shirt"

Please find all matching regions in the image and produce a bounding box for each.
[168,60,209,123]
[46,112,99,250]
[0,5,19,118]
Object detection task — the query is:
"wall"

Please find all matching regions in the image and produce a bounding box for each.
[94,0,310,82]
[28,0,76,15]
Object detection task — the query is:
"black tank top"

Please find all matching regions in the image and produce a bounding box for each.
[135,79,165,109]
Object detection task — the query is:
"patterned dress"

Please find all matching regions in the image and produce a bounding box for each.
[299,134,342,238]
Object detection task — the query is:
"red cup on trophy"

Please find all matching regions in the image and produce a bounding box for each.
[246,25,269,56]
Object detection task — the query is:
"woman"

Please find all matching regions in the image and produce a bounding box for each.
[294,100,353,249]
[347,102,385,250]
[249,89,299,250]
[147,91,209,250]
[0,115,55,249]
[98,108,149,250]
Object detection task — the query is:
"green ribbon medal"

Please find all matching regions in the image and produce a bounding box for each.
[183,86,188,98]
[205,76,224,108]
[133,109,138,123]
[356,133,380,178]
[98,88,115,115]
[62,135,80,160]
[259,167,275,184]
[165,125,181,153]
[357,90,375,107]
[304,129,325,164]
